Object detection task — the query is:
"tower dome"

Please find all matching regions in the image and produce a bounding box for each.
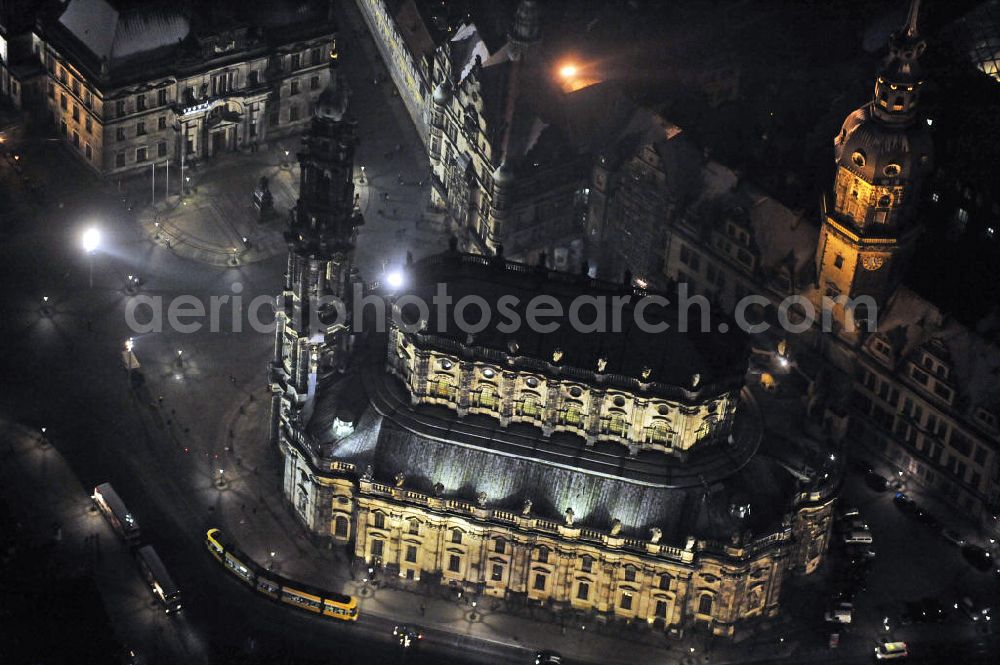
[829,0,932,231]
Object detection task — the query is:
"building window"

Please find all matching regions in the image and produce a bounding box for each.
[311,75,320,90]
[624,566,637,582]
[533,573,547,591]
[371,539,384,558]
[158,116,167,130]
[136,147,147,162]
[494,538,506,554]
[834,255,844,269]
[405,545,417,563]
[537,547,549,564]
[450,528,462,544]
[85,143,92,160]
[291,53,301,70]
[334,515,349,537]
[84,90,92,108]
[373,512,385,529]
[658,574,671,590]
[72,131,80,147]
[157,141,167,157]
[289,105,300,122]
[115,152,125,168]
[581,555,593,573]
[116,100,126,116]
[60,93,67,110]
[59,120,67,136]
[408,520,420,535]
[85,117,92,133]
[620,592,633,610]
[136,94,146,111]
[116,127,126,142]
[448,554,461,573]
[290,80,300,95]
[577,581,590,600]
[71,105,79,122]
[311,47,321,65]
[491,563,504,582]
[157,89,168,106]
[698,594,713,615]
[136,121,146,136]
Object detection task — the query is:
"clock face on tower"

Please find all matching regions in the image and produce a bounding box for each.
[862,255,885,271]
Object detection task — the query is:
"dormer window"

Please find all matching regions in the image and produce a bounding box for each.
[872,338,892,358]
[976,408,997,430]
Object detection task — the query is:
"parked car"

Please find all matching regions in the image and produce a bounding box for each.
[535,652,563,665]
[843,529,873,545]
[962,544,995,572]
[893,492,917,513]
[866,471,890,491]
[874,640,909,660]
[955,596,992,622]
[825,602,854,624]
[941,529,966,547]
[841,518,870,532]
[846,545,876,562]
[837,505,861,519]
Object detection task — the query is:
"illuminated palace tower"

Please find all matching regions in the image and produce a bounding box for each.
[815,0,933,336]
[270,49,363,447]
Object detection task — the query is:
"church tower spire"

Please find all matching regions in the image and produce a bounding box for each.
[814,0,933,335]
[271,44,363,445]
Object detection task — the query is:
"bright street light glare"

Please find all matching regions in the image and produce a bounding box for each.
[559,64,577,78]
[386,269,405,289]
[82,227,101,253]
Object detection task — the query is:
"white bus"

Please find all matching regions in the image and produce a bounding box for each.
[135,545,182,614]
[92,483,140,542]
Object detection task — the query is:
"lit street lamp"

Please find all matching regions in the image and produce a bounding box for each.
[82,227,101,288]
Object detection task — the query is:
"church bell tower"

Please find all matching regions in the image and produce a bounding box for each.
[815,0,933,332]
[270,46,363,445]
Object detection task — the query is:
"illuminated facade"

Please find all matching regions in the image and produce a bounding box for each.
[18,0,336,174]
[270,69,837,634]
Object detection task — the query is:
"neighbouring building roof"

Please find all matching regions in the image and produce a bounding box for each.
[872,286,1000,418]
[58,0,189,67]
[946,0,1000,83]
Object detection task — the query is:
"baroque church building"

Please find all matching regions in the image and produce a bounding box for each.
[269,45,838,638]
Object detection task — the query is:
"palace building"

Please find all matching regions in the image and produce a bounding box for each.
[3,0,336,174]
[270,44,837,638]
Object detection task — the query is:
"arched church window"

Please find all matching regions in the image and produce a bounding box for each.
[334,515,349,538]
